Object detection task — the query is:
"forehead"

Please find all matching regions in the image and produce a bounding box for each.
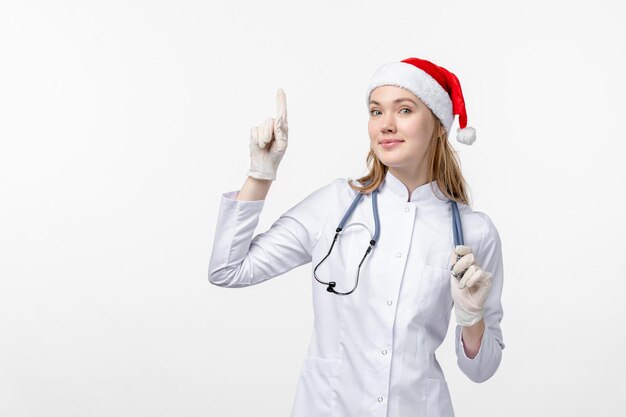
[369,85,421,106]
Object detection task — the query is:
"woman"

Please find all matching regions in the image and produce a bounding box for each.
[208,57,505,417]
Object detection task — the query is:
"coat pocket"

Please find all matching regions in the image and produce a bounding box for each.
[291,356,340,417]
[426,377,455,417]
[419,264,453,314]
[425,248,454,271]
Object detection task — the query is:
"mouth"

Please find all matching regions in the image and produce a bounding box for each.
[379,139,404,148]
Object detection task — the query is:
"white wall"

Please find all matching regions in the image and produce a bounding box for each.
[1,0,624,415]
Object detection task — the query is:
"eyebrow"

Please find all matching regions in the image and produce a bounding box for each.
[369,98,418,106]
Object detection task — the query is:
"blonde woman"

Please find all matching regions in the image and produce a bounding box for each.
[209,57,505,417]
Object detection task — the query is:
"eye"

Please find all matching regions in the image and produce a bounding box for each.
[400,108,411,114]
[370,109,381,116]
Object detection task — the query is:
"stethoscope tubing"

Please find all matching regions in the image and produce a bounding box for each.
[314,184,464,295]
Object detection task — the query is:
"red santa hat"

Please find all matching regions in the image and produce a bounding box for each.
[365,57,476,145]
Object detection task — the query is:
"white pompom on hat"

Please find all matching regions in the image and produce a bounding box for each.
[365,57,476,145]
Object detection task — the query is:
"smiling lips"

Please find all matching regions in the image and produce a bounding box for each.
[380,139,404,148]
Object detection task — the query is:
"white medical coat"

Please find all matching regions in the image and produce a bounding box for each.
[208,170,505,417]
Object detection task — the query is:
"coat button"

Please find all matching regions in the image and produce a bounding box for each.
[396,252,402,257]
[377,396,384,402]
[404,206,410,212]
[381,349,388,355]
[387,300,393,306]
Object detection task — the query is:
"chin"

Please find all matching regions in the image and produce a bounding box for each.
[376,154,405,167]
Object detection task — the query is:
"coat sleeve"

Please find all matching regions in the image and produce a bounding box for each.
[208,179,341,288]
[455,212,506,382]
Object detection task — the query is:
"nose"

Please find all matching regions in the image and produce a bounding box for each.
[380,112,396,133]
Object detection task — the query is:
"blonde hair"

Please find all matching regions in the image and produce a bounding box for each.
[348,118,471,206]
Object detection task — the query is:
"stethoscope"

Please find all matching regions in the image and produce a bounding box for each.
[313,183,464,295]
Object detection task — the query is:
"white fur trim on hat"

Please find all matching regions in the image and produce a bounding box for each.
[365,61,454,134]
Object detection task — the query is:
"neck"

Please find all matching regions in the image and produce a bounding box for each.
[388,166,429,198]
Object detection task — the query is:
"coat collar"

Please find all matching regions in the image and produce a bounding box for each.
[381,170,447,203]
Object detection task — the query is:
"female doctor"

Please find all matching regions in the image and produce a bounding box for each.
[208,57,505,417]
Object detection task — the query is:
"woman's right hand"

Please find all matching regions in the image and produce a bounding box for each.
[247,88,289,181]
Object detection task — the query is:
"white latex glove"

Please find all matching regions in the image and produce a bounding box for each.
[449,245,493,326]
[247,88,289,181]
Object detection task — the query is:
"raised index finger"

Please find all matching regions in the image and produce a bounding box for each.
[276,88,287,122]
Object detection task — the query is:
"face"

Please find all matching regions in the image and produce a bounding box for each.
[368,85,437,181]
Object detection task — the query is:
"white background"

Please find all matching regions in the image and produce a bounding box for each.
[1,0,624,416]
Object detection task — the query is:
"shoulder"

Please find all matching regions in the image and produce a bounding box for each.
[277,177,357,244]
[456,204,502,253]
[281,177,354,216]
[304,177,353,200]
[312,176,361,199]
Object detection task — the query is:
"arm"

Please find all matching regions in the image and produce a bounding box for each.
[236,176,272,202]
[455,213,506,382]
[208,178,339,288]
[460,318,485,359]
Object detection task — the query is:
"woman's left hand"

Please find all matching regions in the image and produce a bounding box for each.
[449,245,493,326]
